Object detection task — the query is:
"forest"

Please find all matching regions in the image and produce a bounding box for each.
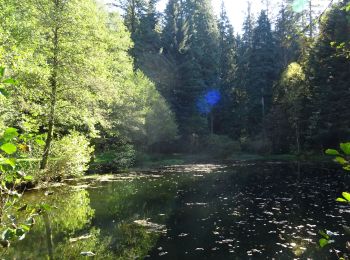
[0,0,350,259]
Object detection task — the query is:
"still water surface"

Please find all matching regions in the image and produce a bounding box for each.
[4,162,350,259]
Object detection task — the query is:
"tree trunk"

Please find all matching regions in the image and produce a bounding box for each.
[43,213,54,260]
[309,0,313,38]
[210,111,214,135]
[296,122,301,155]
[40,20,59,170]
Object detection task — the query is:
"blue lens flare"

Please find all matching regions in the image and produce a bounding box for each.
[196,89,221,114]
[205,90,221,106]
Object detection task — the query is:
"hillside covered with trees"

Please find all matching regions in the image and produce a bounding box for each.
[1,0,349,176]
[0,0,350,258]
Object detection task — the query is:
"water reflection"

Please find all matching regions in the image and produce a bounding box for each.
[2,162,349,259]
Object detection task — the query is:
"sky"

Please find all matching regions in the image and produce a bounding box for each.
[98,0,336,34]
[156,0,266,33]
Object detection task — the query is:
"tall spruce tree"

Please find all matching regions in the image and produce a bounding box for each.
[246,11,277,136]
[233,2,255,138]
[214,1,237,136]
[161,0,219,138]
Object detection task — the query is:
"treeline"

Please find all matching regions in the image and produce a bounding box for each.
[0,0,177,178]
[123,0,350,155]
[0,0,350,179]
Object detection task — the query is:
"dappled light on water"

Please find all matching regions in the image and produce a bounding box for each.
[3,163,349,259]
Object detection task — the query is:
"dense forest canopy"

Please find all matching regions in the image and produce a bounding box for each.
[0,0,349,175]
[114,0,350,154]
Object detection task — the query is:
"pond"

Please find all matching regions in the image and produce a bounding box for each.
[3,162,350,259]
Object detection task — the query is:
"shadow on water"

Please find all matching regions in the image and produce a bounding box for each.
[3,162,349,259]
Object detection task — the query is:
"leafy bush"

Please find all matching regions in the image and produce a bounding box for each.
[0,127,40,247]
[47,132,93,179]
[111,143,135,170]
[202,135,241,158]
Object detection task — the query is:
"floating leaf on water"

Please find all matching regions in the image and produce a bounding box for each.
[69,234,92,243]
[80,251,96,257]
[326,230,339,236]
[133,220,167,233]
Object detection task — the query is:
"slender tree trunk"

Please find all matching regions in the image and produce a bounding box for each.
[40,23,59,170]
[210,111,214,135]
[131,0,136,34]
[309,0,313,38]
[43,213,54,260]
[296,122,301,154]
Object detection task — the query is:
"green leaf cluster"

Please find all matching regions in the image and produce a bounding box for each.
[325,142,350,171]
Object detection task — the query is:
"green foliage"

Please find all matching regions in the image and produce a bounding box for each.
[161,0,220,136]
[322,141,350,256]
[111,143,136,170]
[0,127,41,248]
[318,230,337,248]
[325,142,350,171]
[306,1,350,149]
[145,93,178,147]
[336,192,350,203]
[46,132,93,179]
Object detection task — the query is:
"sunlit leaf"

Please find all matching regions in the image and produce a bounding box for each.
[40,203,52,212]
[2,78,17,85]
[335,156,347,165]
[336,197,347,202]
[3,128,18,141]
[343,165,350,171]
[340,143,350,155]
[20,224,30,232]
[0,143,17,155]
[35,138,45,146]
[325,149,339,155]
[319,230,330,239]
[342,192,350,201]
[319,238,329,248]
[4,158,16,167]
[23,175,33,181]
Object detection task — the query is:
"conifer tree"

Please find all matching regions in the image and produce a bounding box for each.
[215,1,237,136]
[307,0,350,148]
[161,0,220,137]
[246,11,277,136]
